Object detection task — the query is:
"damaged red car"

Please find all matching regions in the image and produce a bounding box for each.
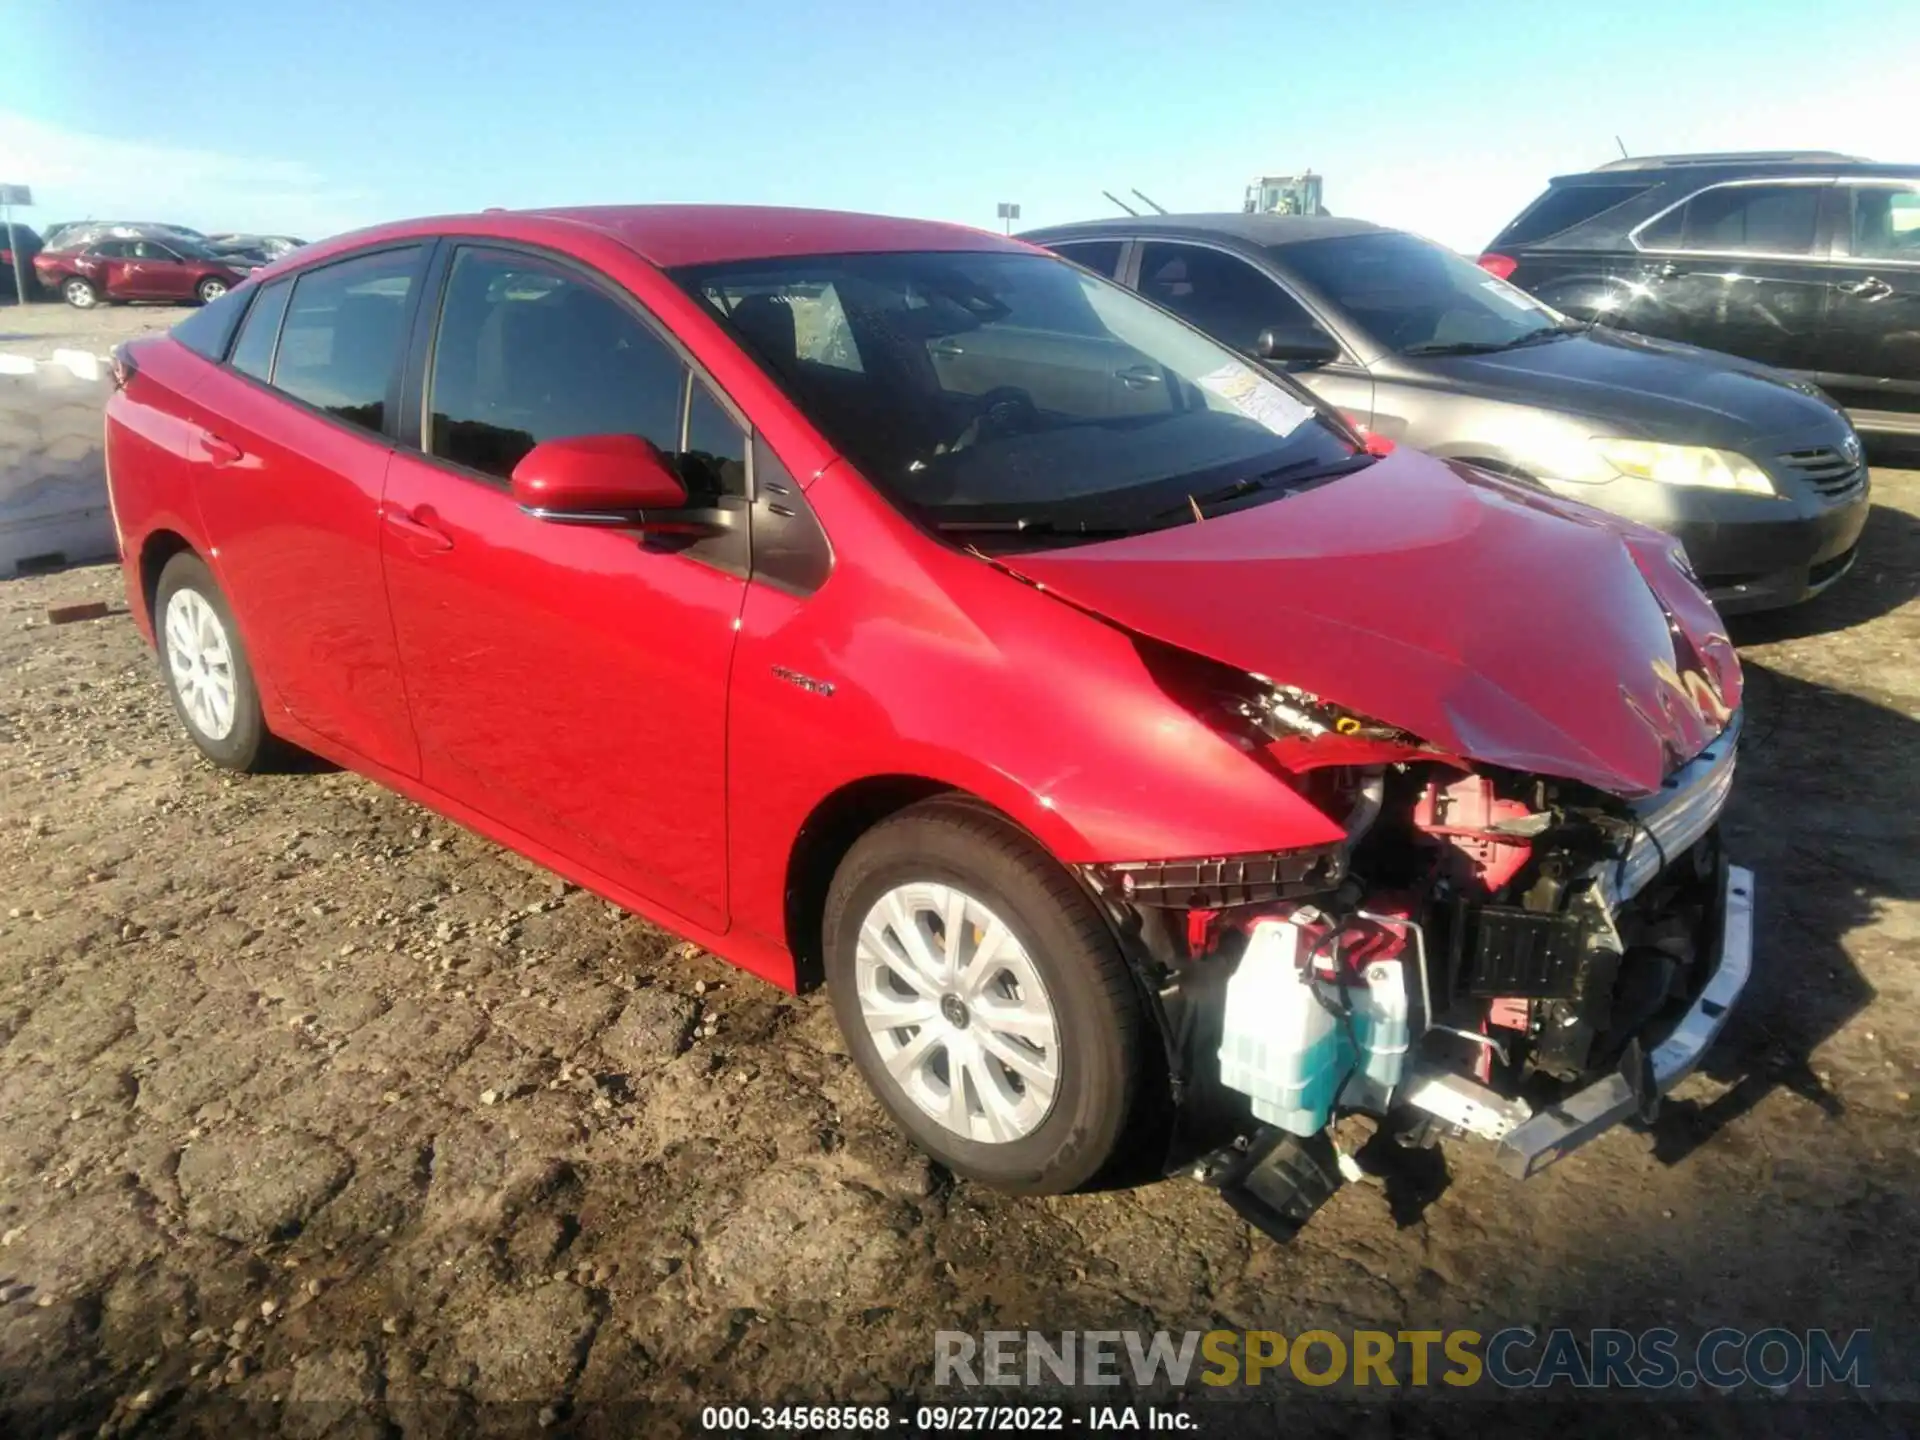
[102,206,1753,1237]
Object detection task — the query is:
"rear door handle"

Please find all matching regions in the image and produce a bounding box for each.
[1837,277,1892,300]
[1115,363,1162,390]
[198,432,243,467]
[381,503,453,555]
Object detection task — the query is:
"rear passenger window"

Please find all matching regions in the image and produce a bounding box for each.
[1048,240,1124,278]
[1847,184,1920,260]
[271,248,421,433]
[228,280,290,381]
[1640,183,1821,256]
[1136,241,1315,353]
[427,246,740,492]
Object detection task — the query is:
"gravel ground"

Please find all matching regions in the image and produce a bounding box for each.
[0,300,1916,1437]
[0,299,193,362]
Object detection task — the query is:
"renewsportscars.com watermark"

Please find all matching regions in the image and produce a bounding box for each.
[935,1328,1873,1392]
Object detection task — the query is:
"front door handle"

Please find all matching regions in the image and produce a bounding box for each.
[381,503,453,555]
[198,432,243,467]
[1647,261,1681,280]
[1837,277,1893,300]
[928,338,964,358]
[1115,363,1162,390]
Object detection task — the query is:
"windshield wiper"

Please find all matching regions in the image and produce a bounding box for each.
[1402,324,1577,357]
[1156,453,1376,522]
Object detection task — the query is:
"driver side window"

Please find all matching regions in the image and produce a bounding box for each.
[427,247,747,498]
[1136,242,1314,354]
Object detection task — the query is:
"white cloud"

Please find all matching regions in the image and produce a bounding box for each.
[0,111,371,240]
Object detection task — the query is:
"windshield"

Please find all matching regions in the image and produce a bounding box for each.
[673,250,1361,541]
[1280,231,1569,355]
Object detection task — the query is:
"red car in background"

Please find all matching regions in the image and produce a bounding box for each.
[100,205,1753,1238]
[34,236,246,308]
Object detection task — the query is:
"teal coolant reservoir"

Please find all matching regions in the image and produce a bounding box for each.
[1217,918,1355,1136]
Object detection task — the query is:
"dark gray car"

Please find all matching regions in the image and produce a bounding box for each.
[1020,214,1870,612]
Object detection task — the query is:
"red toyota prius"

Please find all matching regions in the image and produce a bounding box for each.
[104,206,1753,1235]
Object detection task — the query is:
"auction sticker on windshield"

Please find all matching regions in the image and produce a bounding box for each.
[1193,361,1312,437]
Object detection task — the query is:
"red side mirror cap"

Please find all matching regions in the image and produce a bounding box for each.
[511,434,688,524]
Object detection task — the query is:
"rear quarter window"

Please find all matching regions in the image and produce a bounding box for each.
[229,280,292,381]
[1492,182,1654,247]
[171,285,253,361]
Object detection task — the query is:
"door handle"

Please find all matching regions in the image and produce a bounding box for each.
[928,338,964,358]
[198,432,243,467]
[381,503,453,554]
[1837,277,1892,300]
[1114,363,1162,390]
[1647,262,1681,280]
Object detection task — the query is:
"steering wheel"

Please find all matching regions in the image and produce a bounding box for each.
[948,385,1041,453]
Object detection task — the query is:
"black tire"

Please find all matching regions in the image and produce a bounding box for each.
[196,276,228,304]
[823,798,1144,1195]
[62,276,99,309]
[153,551,281,771]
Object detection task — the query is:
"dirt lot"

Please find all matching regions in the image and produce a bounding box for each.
[2,301,1918,1436]
[0,299,193,363]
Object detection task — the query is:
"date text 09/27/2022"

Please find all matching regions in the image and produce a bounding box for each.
[699,1405,1193,1432]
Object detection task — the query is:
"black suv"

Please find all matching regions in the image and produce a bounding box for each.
[1481,152,1919,442]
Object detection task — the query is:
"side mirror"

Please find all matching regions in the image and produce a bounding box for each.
[511,434,693,530]
[1254,324,1340,368]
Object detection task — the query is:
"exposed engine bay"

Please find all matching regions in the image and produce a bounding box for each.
[1078,674,1752,1241]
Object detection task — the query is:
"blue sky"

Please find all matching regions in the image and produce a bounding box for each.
[3,0,1915,251]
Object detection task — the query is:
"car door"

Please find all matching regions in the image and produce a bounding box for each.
[144,241,200,300]
[1612,180,1832,370]
[1128,239,1375,427]
[122,240,184,298]
[379,243,748,931]
[85,241,135,297]
[114,240,170,298]
[1815,180,1920,426]
[177,245,427,778]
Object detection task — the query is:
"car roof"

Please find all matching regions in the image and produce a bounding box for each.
[1020,212,1389,248]
[317,205,1032,270]
[1555,155,1920,184]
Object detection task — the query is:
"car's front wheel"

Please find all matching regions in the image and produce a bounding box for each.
[824,799,1145,1195]
[62,277,99,309]
[154,551,281,771]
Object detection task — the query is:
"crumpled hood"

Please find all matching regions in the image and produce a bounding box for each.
[1007,449,1742,798]
[1412,328,1847,449]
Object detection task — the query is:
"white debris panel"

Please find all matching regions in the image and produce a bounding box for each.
[0,349,116,576]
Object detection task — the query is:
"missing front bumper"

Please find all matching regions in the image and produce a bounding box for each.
[1489,863,1755,1178]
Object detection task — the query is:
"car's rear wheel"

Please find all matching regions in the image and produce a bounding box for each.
[154,552,279,771]
[62,277,99,309]
[824,799,1144,1195]
[196,276,228,304]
